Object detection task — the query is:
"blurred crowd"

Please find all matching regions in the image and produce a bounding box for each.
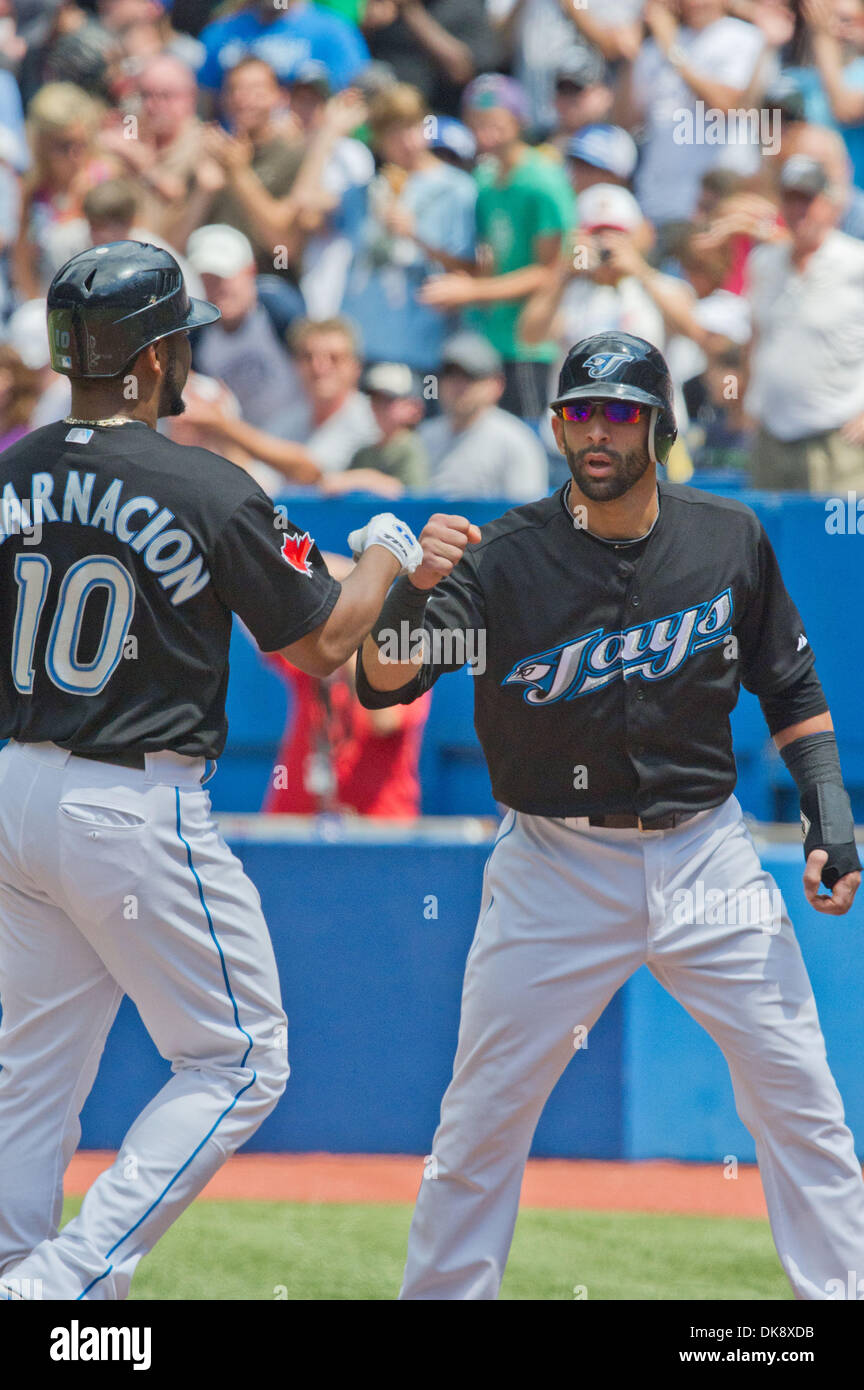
[2,0,864,501]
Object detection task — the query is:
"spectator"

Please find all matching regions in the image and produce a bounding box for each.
[519,184,667,467]
[424,113,476,171]
[689,344,755,473]
[782,119,864,241]
[0,125,20,323]
[196,0,370,96]
[43,177,205,300]
[547,54,615,157]
[322,361,428,497]
[418,331,548,499]
[362,0,498,118]
[0,343,41,448]
[12,82,118,297]
[3,298,70,428]
[745,153,864,491]
[187,57,306,280]
[168,370,262,474]
[181,315,378,492]
[618,0,768,251]
[99,53,202,243]
[519,184,665,360]
[564,123,639,195]
[420,73,574,423]
[339,82,477,376]
[489,0,642,133]
[800,0,864,187]
[17,1,116,109]
[195,76,373,319]
[265,553,432,818]
[185,222,305,431]
[286,65,375,318]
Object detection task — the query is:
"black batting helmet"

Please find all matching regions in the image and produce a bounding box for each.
[551,332,678,465]
[47,241,221,378]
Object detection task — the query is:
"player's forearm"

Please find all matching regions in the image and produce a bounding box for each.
[283,548,403,676]
[773,711,834,751]
[360,577,430,692]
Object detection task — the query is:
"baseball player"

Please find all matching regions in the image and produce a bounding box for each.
[0,241,428,1300]
[358,331,864,1301]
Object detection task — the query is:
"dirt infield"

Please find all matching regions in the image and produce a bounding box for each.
[66,1152,771,1218]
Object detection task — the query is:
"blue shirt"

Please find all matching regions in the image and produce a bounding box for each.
[339,161,477,371]
[197,1,369,91]
[784,61,864,189]
[0,70,28,172]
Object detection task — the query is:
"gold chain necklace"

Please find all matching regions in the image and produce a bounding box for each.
[64,415,137,427]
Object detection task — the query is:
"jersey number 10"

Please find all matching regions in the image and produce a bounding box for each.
[12,554,136,697]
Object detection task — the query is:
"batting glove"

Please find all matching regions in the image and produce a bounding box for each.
[347,513,424,575]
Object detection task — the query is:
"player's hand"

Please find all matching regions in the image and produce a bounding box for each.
[803,850,861,915]
[410,514,482,591]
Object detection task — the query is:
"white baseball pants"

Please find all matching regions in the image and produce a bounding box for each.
[0,740,289,1300]
[400,796,864,1300]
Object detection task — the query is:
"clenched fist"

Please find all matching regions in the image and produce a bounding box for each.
[410,514,482,591]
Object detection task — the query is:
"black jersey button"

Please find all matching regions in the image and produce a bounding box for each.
[631,594,640,606]
[636,688,645,701]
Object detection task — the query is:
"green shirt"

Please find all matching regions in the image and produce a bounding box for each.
[467,148,575,364]
[348,430,428,489]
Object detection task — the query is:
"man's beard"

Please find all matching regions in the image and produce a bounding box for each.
[562,437,651,501]
[158,339,186,418]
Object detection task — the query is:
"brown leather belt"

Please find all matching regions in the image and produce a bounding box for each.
[68,748,147,771]
[588,810,700,831]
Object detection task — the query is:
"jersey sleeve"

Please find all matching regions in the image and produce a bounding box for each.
[736,519,815,698]
[355,556,487,709]
[210,493,341,653]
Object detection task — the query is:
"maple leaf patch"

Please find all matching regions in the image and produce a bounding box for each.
[281,530,314,576]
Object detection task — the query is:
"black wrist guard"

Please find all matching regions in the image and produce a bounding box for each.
[371,576,429,648]
[780,732,861,889]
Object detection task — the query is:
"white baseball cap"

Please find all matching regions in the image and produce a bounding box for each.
[578,183,644,234]
[5,299,50,370]
[693,290,752,346]
[186,224,256,278]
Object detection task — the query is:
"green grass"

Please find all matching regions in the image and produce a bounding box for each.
[61,1198,792,1301]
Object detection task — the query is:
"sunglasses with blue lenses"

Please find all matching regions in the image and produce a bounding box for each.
[558,400,645,425]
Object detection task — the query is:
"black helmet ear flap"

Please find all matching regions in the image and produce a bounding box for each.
[648,406,678,465]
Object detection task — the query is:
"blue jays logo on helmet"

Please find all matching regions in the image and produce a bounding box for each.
[583,351,635,379]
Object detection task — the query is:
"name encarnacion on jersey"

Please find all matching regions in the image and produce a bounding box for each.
[0,471,209,606]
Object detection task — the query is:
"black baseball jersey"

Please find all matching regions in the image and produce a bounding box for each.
[356,481,827,818]
[0,420,340,759]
